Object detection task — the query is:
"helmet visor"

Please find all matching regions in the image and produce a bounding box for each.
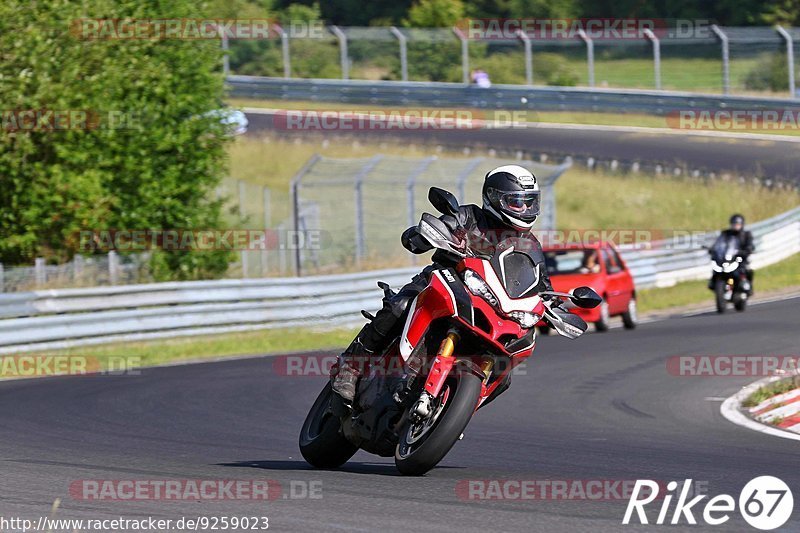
[488,188,540,222]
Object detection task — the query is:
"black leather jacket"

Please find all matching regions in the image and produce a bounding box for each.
[401,203,555,294]
[719,228,755,261]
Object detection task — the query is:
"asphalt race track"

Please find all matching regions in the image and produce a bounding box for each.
[245,110,800,183]
[2,297,799,532]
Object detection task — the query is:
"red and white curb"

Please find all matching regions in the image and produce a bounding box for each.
[721,375,800,441]
[748,387,800,432]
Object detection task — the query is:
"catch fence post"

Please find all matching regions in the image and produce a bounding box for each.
[711,25,730,94]
[453,27,469,84]
[330,26,349,80]
[353,155,384,266]
[390,27,408,81]
[643,28,661,90]
[577,29,595,87]
[777,26,796,98]
[516,30,533,85]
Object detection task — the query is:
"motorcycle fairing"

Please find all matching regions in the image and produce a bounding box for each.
[399,270,458,360]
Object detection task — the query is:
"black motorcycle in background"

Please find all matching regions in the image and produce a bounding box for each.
[708,234,750,313]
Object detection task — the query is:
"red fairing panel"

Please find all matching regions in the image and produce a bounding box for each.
[399,271,457,360]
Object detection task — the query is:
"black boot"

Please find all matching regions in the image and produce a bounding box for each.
[331,336,373,403]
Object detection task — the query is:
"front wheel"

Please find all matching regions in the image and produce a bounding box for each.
[395,363,481,476]
[594,300,610,332]
[734,294,747,312]
[622,297,638,330]
[714,280,727,314]
[299,383,358,468]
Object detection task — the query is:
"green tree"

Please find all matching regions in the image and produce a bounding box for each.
[406,0,465,27]
[0,0,232,280]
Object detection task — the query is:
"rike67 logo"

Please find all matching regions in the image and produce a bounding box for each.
[623,476,793,530]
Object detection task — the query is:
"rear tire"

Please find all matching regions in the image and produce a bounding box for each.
[299,383,358,468]
[594,301,610,332]
[621,297,638,330]
[395,363,481,476]
[714,280,727,314]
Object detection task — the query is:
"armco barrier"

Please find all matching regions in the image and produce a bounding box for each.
[0,207,797,353]
[227,76,800,116]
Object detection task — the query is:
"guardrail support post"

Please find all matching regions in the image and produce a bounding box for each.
[353,155,383,266]
[0,263,4,293]
[73,254,84,282]
[453,27,469,84]
[777,25,796,98]
[516,30,533,85]
[108,251,119,285]
[577,29,595,87]
[290,154,322,276]
[330,26,349,80]
[390,26,408,82]
[643,28,661,90]
[34,257,45,287]
[711,25,730,94]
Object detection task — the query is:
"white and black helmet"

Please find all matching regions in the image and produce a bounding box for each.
[482,164,540,230]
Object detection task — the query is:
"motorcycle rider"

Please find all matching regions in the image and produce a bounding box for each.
[332,164,557,402]
[708,214,755,294]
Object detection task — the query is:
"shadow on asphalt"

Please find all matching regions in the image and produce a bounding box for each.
[217,459,464,476]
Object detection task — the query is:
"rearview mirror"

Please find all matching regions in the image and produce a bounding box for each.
[428,187,459,216]
[570,286,603,309]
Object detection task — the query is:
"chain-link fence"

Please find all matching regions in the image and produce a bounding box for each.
[0,253,148,293]
[227,25,800,97]
[290,154,571,276]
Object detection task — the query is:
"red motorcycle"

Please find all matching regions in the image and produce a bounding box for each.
[300,188,601,475]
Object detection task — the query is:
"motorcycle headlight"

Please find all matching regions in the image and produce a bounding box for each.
[462,269,499,308]
[508,310,541,329]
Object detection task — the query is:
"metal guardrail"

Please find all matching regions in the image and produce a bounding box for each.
[227,76,800,115]
[0,207,797,354]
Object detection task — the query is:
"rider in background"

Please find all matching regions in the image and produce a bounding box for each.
[331,164,557,402]
[708,214,754,294]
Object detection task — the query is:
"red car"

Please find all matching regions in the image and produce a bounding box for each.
[541,242,638,332]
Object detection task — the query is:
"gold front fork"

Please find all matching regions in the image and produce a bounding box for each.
[480,358,494,383]
[437,331,459,358]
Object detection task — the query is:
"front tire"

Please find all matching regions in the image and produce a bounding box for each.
[299,383,358,468]
[622,297,638,330]
[594,300,610,332]
[395,363,481,476]
[714,280,727,314]
[734,294,747,312]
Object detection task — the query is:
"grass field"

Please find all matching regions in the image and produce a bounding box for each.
[225,135,800,230]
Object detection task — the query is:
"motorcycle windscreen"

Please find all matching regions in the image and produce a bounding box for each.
[711,234,739,262]
[491,249,539,298]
